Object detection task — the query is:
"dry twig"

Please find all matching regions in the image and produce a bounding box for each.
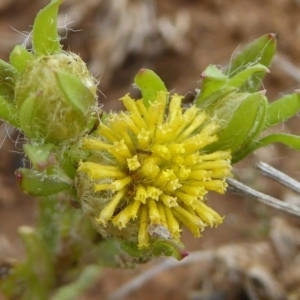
[227,177,300,218]
[257,161,300,195]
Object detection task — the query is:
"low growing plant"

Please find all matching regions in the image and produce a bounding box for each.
[1,0,300,298]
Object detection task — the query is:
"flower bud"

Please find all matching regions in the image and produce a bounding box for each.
[15,52,98,142]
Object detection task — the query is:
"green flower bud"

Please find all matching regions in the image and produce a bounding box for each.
[15,52,98,142]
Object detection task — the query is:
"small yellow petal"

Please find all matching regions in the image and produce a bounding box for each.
[194,201,223,227]
[176,110,206,142]
[94,183,114,192]
[138,205,149,248]
[152,144,171,160]
[118,112,140,135]
[175,191,197,208]
[200,180,227,193]
[95,190,126,226]
[78,162,125,179]
[121,94,147,129]
[198,151,231,161]
[184,153,200,166]
[148,198,161,224]
[146,102,160,134]
[183,134,217,154]
[137,128,151,149]
[127,155,141,171]
[160,194,178,207]
[210,168,232,179]
[112,176,132,191]
[135,185,147,203]
[112,200,141,229]
[82,138,111,151]
[140,157,160,179]
[154,91,168,126]
[167,94,183,123]
[155,169,175,186]
[97,123,121,143]
[175,165,191,180]
[108,116,135,151]
[164,206,181,240]
[168,143,185,155]
[172,206,204,237]
[193,160,231,170]
[146,186,162,201]
[188,170,209,181]
[157,202,168,227]
[155,123,172,144]
[165,179,182,192]
[136,99,148,119]
[179,185,206,198]
[113,140,132,158]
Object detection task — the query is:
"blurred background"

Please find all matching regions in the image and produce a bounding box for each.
[1,1,300,299]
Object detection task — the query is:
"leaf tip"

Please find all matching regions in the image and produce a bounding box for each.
[138,68,147,75]
[200,72,206,79]
[268,33,277,40]
[15,169,23,185]
[180,250,189,260]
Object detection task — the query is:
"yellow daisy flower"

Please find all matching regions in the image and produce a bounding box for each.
[76,91,231,248]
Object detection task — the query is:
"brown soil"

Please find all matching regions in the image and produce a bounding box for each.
[1,1,300,300]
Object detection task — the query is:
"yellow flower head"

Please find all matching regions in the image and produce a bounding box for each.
[76,92,231,248]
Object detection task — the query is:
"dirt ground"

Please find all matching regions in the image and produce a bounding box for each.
[1,1,300,300]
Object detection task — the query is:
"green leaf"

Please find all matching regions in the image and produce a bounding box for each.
[195,64,228,106]
[195,63,269,108]
[0,59,17,102]
[227,63,269,89]
[32,0,63,55]
[23,144,55,170]
[224,33,276,92]
[134,68,167,108]
[258,133,300,151]
[206,92,267,155]
[150,239,186,260]
[15,167,71,196]
[0,95,20,127]
[265,93,300,129]
[243,92,268,140]
[120,241,148,258]
[237,133,300,160]
[9,45,33,73]
[195,86,237,111]
[55,70,96,115]
[232,92,268,163]
[19,94,39,139]
[202,91,249,126]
